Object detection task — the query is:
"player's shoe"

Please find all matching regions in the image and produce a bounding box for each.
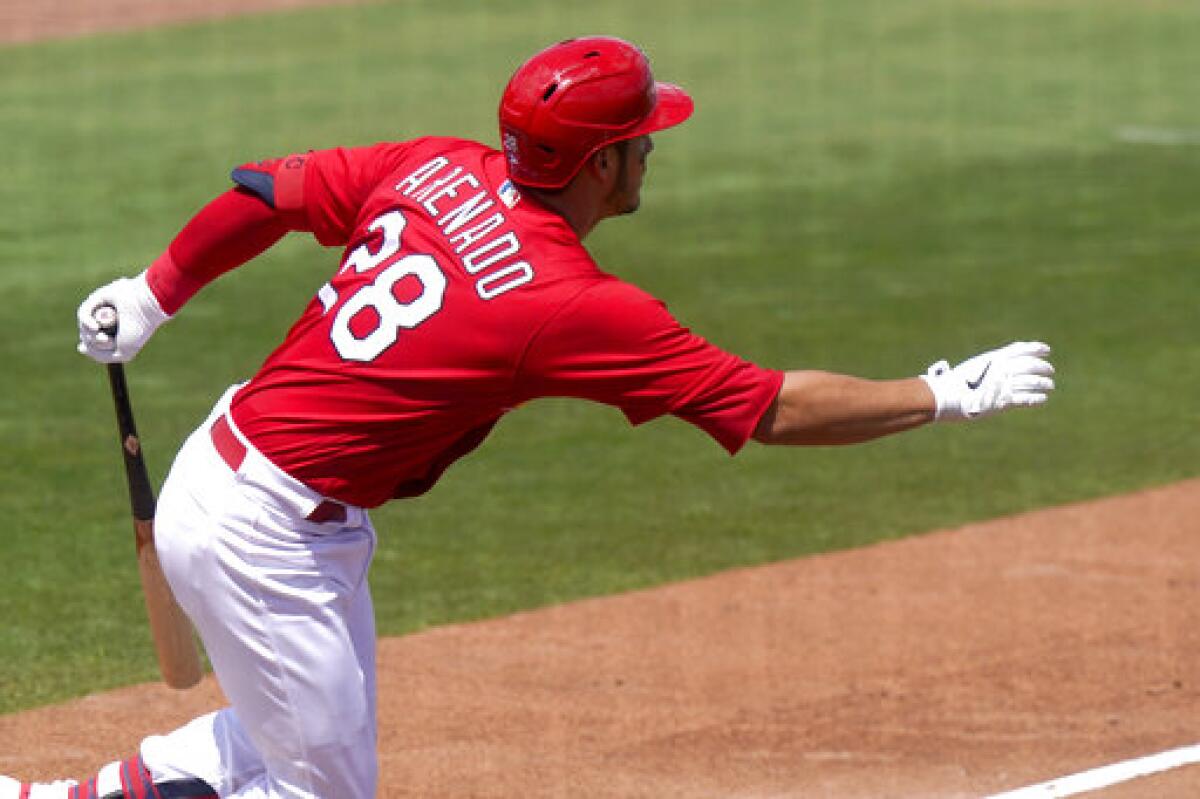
[0,775,79,799]
[0,761,217,799]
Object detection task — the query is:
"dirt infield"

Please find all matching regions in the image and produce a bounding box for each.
[5,4,1200,797]
[3,479,1199,797]
[0,0,364,45]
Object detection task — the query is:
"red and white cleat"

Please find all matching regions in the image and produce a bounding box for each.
[0,760,215,799]
[0,776,80,799]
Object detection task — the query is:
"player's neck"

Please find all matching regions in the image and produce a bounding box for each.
[521,180,609,241]
[523,187,597,239]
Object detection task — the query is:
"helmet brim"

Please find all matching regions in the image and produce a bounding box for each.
[630,82,694,138]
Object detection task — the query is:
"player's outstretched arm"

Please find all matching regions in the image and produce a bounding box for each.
[753,341,1055,446]
[77,188,289,363]
[752,372,936,446]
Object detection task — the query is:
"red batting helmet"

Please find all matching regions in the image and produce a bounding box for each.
[498,36,694,189]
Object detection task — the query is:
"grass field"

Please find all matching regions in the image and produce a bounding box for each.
[1,0,1198,713]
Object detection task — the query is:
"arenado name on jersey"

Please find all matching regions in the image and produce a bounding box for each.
[395,154,534,300]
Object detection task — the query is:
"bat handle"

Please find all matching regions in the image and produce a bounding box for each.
[95,305,154,522]
[95,303,119,338]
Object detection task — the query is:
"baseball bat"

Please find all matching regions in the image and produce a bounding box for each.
[94,305,203,689]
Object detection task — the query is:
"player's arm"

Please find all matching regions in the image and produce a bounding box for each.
[752,341,1056,446]
[752,372,934,445]
[147,186,291,314]
[76,144,416,363]
[76,147,349,364]
[76,183,291,363]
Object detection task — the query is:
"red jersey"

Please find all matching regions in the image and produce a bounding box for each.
[227,137,783,508]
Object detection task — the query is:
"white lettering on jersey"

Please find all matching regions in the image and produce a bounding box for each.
[394,156,534,300]
[477,262,534,300]
[447,213,505,254]
[394,157,449,196]
[410,166,464,205]
[420,171,479,217]
[462,231,519,275]
[438,191,495,235]
[340,210,405,275]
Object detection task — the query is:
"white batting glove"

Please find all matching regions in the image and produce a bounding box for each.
[920,341,1055,422]
[76,271,171,363]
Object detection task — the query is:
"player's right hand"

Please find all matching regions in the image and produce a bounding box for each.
[76,271,171,363]
[920,341,1055,422]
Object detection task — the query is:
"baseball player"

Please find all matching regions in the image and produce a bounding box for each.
[3,36,1054,799]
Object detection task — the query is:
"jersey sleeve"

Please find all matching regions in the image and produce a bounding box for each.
[231,141,416,247]
[516,280,784,454]
[145,188,290,314]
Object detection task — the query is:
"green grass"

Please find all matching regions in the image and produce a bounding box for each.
[1,0,1198,711]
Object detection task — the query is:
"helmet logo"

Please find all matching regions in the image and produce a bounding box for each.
[502,131,520,168]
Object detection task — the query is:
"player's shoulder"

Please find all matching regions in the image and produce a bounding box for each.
[391,135,495,165]
[580,274,666,308]
[333,136,493,175]
[551,274,673,331]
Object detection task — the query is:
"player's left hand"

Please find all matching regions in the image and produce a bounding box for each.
[76,271,171,363]
[920,341,1055,421]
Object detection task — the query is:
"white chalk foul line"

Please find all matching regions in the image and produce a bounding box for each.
[1114,126,1200,146]
[984,743,1200,798]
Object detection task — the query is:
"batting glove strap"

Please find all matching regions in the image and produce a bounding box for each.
[76,270,172,364]
[920,340,1055,422]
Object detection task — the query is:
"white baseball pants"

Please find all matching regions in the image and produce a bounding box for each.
[146,387,379,798]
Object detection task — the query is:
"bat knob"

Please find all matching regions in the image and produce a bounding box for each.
[95,303,119,337]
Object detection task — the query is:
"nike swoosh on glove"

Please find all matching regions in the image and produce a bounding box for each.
[920,341,1056,421]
